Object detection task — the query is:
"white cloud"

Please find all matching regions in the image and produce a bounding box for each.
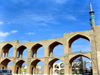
[0,22,3,25]
[10,30,18,33]
[0,32,9,37]
[26,32,35,35]
[0,30,18,42]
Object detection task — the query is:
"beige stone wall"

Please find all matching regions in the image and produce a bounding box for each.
[0,25,99,75]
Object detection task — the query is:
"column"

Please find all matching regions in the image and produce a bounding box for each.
[64,65,70,75]
[27,50,31,58]
[33,67,36,74]
[26,66,31,74]
[49,66,53,74]
[64,44,69,56]
[6,52,8,57]
[34,50,36,58]
[13,48,17,57]
[18,67,21,74]
[49,47,53,57]
[19,51,22,58]
[44,47,49,57]
[44,65,49,74]
[12,64,16,74]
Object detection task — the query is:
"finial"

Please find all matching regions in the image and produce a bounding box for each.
[89,1,93,12]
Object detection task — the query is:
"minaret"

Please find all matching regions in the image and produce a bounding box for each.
[89,2,95,27]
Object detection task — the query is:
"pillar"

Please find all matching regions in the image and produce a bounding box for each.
[50,51,53,57]
[27,49,31,58]
[12,64,16,74]
[19,52,22,58]
[13,48,17,57]
[18,67,21,74]
[5,52,8,57]
[50,66,53,74]
[44,47,49,57]
[44,65,49,74]
[64,65,70,74]
[64,44,69,56]
[26,66,31,74]
[33,67,36,74]
[34,50,36,58]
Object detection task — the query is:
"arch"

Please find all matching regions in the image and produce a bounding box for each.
[1,44,14,57]
[30,59,44,74]
[69,54,92,74]
[68,34,90,53]
[48,41,63,57]
[48,58,64,74]
[31,43,43,58]
[0,58,12,70]
[69,54,90,65]
[16,45,27,58]
[15,60,27,74]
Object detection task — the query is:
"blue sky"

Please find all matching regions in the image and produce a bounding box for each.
[0,0,100,67]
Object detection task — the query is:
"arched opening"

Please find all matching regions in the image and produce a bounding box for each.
[53,44,64,57]
[68,34,90,53]
[2,44,14,57]
[49,41,64,57]
[16,45,27,58]
[0,59,13,73]
[31,44,44,58]
[69,55,92,75]
[15,60,27,74]
[30,59,44,74]
[48,58,65,74]
[7,61,13,73]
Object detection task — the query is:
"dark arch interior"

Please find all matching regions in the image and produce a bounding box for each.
[15,60,27,74]
[31,44,43,58]
[30,59,44,74]
[49,42,63,57]
[17,45,27,58]
[2,44,13,57]
[49,42,62,50]
[0,59,12,71]
[48,58,64,74]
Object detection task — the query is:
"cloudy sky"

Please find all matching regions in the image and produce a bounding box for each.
[0,0,100,66]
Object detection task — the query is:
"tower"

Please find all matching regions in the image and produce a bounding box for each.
[89,1,95,27]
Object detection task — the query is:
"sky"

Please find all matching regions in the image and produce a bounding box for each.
[0,0,100,67]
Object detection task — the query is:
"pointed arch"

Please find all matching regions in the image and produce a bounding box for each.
[68,34,90,53]
[30,59,44,74]
[1,58,12,66]
[48,58,64,74]
[69,54,90,65]
[16,60,26,67]
[16,45,27,58]
[48,41,63,57]
[2,44,14,57]
[31,43,43,58]
[0,58,12,70]
[15,60,27,74]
